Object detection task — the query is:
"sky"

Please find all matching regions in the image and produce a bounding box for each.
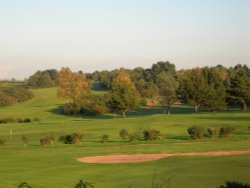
[0,0,249,79]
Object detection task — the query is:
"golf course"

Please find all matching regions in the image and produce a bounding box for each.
[0,87,249,188]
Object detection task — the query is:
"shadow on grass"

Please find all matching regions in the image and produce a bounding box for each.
[197,116,250,122]
[127,105,195,117]
[219,181,250,188]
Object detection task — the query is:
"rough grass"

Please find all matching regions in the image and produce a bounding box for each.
[0,88,249,188]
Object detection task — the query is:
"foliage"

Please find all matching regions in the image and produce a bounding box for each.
[108,71,140,118]
[119,129,129,140]
[128,132,141,141]
[219,127,235,138]
[143,129,161,141]
[156,72,179,114]
[205,127,218,138]
[17,182,32,188]
[40,135,55,146]
[0,117,33,124]
[74,180,94,188]
[0,88,33,107]
[100,134,109,143]
[228,65,250,110]
[63,94,110,116]
[57,67,90,101]
[27,69,58,88]
[58,133,83,144]
[187,126,205,140]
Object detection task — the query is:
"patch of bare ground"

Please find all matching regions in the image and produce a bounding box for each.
[77,150,250,164]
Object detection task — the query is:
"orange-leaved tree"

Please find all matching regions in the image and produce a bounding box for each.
[57,67,90,101]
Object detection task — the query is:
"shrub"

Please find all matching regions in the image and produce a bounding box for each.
[205,127,218,138]
[100,134,109,143]
[128,132,141,142]
[21,135,29,146]
[74,180,94,188]
[40,136,55,146]
[0,137,5,146]
[3,117,17,123]
[219,127,235,137]
[119,129,129,140]
[248,125,250,131]
[143,129,161,141]
[17,182,32,188]
[187,126,205,140]
[23,118,31,123]
[58,133,83,144]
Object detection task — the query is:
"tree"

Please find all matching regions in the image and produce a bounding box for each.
[109,71,140,118]
[228,65,250,110]
[57,67,90,101]
[178,68,208,112]
[156,72,179,114]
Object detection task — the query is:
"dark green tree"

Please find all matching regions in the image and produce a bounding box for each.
[109,72,140,118]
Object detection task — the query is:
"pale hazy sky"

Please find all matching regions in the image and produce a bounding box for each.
[0,0,249,79]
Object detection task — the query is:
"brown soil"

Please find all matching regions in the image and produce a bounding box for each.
[77,150,250,164]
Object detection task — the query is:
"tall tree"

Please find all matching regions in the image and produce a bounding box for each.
[57,67,90,101]
[109,71,140,118]
[228,65,250,110]
[156,72,179,114]
[179,68,208,112]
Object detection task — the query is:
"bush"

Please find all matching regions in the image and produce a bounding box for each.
[40,136,55,146]
[100,134,109,143]
[23,118,31,123]
[17,182,32,188]
[119,129,129,140]
[0,137,5,146]
[74,180,94,188]
[219,127,235,137]
[128,132,141,142]
[58,133,83,144]
[187,126,205,140]
[143,129,161,141]
[205,127,218,138]
[248,125,250,131]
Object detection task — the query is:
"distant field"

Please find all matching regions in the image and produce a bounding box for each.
[0,88,249,188]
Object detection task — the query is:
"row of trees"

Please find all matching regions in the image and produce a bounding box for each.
[0,88,33,107]
[25,62,249,117]
[27,69,58,88]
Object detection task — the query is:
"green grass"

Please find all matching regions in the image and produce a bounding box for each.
[0,88,250,188]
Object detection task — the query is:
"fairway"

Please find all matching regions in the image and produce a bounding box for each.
[0,88,250,188]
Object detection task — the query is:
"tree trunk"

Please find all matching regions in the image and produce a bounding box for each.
[194,104,200,113]
[122,111,126,119]
[167,105,171,115]
[243,102,247,111]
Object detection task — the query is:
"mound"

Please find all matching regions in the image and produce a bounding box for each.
[77,150,250,164]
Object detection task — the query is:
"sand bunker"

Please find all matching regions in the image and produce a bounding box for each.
[77,150,250,164]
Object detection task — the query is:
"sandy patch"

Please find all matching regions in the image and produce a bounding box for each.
[77,150,250,164]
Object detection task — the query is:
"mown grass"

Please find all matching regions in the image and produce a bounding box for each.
[0,88,249,188]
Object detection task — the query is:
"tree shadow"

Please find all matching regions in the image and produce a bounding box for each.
[218,181,250,188]
[47,106,113,120]
[127,105,195,117]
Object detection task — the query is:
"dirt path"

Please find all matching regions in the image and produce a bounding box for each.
[77,150,250,164]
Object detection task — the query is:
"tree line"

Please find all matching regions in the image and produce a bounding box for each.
[24,62,250,117]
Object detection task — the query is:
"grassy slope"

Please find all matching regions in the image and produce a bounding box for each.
[0,88,249,188]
